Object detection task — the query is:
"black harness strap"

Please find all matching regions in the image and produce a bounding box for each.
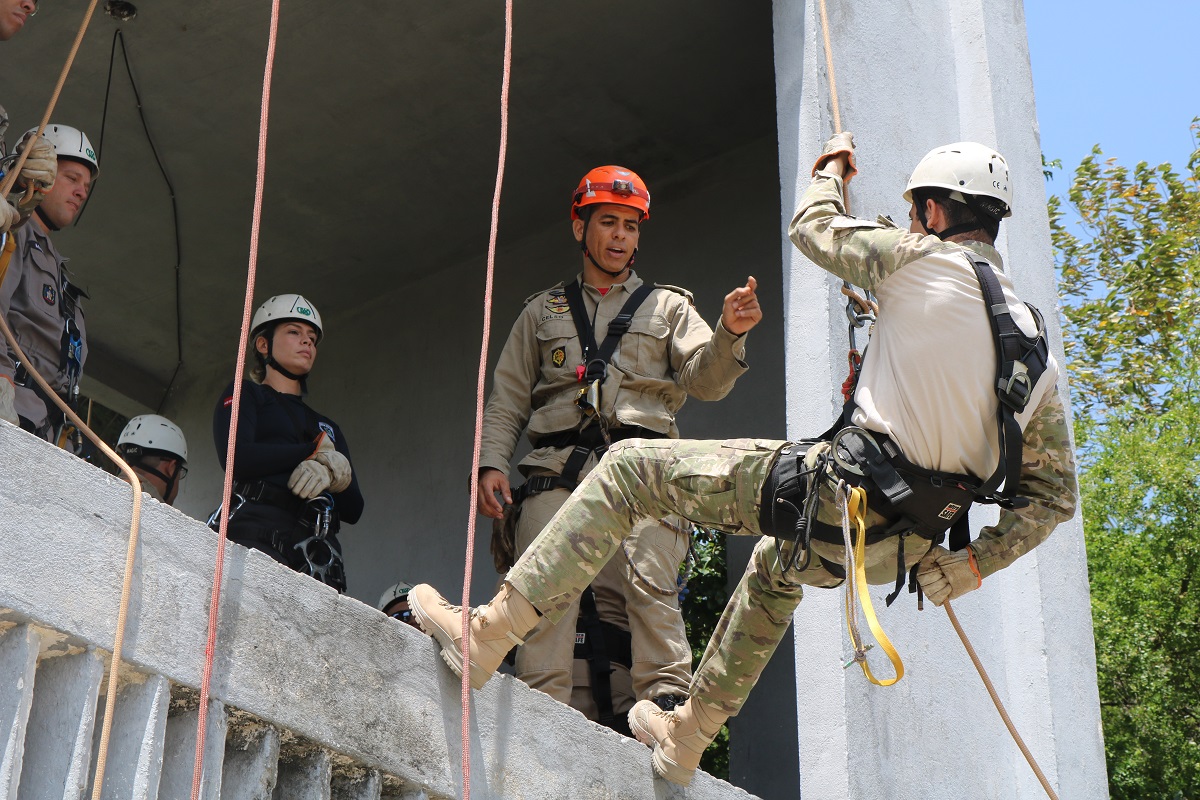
[968,256,1048,505]
[577,587,619,729]
[563,279,655,385]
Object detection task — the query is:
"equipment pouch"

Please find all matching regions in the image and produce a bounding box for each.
[491,502,520,573]
[575,378,602,417]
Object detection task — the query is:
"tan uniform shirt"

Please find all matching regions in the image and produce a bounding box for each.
[480,270,749,477]
[0,221,88,430]
[789,170,1078,580]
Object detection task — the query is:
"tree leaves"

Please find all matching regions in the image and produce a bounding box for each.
[1051,118,1200,798]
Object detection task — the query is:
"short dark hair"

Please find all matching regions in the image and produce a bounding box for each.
[914,188,999,243]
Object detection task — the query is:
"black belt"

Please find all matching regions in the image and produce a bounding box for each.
[515,426,669,506]
[533,425,665,451]
[233,480,308,517]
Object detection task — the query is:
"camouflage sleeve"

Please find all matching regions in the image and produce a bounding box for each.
[478,304,539,474]
[786,170,941,291]
[970,385,1079,579]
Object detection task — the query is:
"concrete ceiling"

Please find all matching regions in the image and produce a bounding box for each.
[3,0,776,412]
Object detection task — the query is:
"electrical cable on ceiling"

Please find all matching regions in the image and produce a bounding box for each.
[86,28,185,413]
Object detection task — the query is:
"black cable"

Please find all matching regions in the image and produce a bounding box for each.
[85,29,184,413]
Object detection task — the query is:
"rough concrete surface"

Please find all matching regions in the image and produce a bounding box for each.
[0,423,757,800]
[159,701,227,800]
[0,625,40,799]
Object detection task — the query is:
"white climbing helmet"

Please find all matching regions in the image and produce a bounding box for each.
[378,581,414,611]
[23,123,99,179]
[903,141,1012,219]
[251,294,323,343]
[117,414,188,463]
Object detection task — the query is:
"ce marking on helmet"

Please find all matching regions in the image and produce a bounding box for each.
[993,181,1003,189]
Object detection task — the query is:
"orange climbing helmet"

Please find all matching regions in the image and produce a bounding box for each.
[571,165,651,221]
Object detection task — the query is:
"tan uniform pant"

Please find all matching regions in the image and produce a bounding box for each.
[514,476,692,708]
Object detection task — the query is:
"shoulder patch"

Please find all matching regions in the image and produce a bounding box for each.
[524,281,567,306]
[653,283,696,306]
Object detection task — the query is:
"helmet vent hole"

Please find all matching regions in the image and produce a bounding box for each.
[959,180,966,185]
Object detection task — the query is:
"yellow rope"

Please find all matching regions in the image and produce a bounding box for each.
[838,484,903,686]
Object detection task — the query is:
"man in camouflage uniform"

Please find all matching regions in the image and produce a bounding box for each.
[474,164,761,731]
[412,135,1077,786]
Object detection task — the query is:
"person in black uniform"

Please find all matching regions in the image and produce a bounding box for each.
[212,293,363,592]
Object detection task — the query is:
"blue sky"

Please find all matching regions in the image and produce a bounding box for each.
[1025,1,1199,192]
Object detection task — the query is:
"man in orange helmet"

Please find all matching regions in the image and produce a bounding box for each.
[472,165,761,734]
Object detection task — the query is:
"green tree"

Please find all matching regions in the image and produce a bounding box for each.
[1048,120,1200,799]
[680,527,731,778]
[1048,122,1200,433]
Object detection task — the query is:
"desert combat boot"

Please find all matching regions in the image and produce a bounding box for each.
[628,696,727,786]
[409,582,540,690]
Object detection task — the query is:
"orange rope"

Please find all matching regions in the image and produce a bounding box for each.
[458,3,513,796]
[0,0,102,201]
[189,0,283,796]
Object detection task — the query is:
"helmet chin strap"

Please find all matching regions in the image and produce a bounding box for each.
[35,206,60,232]
[915,195,995,241]
[261,333,310,394]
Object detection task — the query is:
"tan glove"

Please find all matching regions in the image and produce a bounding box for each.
[14,133,57,193]
[288,460,332,499]
[916,544,982,606]
[0,200,18,235]
[811,131,858,183]
[0,377,18,426]
[310,432,352,493]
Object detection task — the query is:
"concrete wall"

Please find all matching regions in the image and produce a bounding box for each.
[0,423,758,800]
[165,137,788,613]
[771,0,1106,798]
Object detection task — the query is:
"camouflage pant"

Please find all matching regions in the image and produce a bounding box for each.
[507,437,935,717]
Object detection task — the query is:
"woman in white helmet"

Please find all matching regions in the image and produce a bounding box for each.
[211,294,364,592]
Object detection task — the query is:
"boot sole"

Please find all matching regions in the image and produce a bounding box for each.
[408,591,490,691]
[651,747,696,787]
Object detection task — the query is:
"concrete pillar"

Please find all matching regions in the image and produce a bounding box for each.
[158,701,228,800]
[89,673,170,800]
[768,1,1107,798]
[331,769,381,800]
[273,749,332,800]
[0,625,41,799]
[222,727,280,800]
[18,649,105,800]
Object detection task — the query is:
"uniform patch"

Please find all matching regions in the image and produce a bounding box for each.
[937,502,962,521]
[42,284,56,305]
[223,396,234,408]
[318,421,336,442]
[551,347,566,367]
[545,288,570,314]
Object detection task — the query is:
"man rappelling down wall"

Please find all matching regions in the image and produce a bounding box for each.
[408,132,1078,787]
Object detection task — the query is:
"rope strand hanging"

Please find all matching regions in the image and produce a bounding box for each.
[0,2,151,796]
[456,3,514,796]
[189,0,283,796]
[814,2,1058,797]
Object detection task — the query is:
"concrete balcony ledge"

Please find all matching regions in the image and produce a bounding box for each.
[0,423,756,800]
